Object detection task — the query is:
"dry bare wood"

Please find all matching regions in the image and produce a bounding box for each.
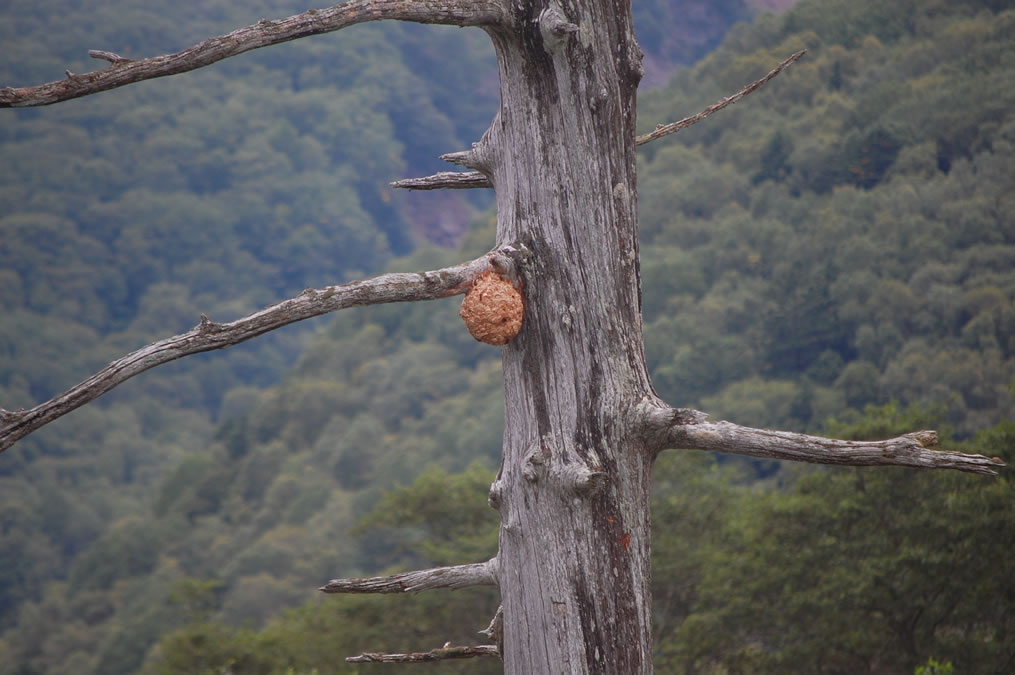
[388,51,806,190]
[0,0,505,107]
[320,559,498,593]
[0,250,519,453]
[635,50,807,146]
[639,399,1005,476]
[391,171,494,190]
[346,645,500,663]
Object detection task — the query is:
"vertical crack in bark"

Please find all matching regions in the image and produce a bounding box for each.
[572,573,607,673]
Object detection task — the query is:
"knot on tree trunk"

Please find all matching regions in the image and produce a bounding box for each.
[519,439,608,496]
[538,2,579,52]
[522,442,550,482]
[560,463,607,495]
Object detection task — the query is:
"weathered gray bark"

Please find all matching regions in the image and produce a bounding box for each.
[467,2,657,672]
[0,1,1005,674]
[320,559,498,593]
[346,645,500,663]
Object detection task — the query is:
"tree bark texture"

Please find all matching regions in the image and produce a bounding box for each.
[473,2,655,672]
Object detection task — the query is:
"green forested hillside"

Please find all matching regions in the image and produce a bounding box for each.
[2,0,1013,673]
[1,2,499,669]
[638,0,1015,436]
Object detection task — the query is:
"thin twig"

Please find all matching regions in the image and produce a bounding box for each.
[636,50,806,146]
[394,52,805,192]
[396,51,809,192]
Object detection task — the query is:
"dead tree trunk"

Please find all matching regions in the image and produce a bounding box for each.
[476,3,656,671]
[0,1,1003,673]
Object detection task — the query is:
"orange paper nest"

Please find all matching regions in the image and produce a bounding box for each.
[459,270,524,345]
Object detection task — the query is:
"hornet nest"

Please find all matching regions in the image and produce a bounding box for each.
[460,270,524,345]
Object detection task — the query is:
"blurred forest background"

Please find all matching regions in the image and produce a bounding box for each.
[1,0,1013,673]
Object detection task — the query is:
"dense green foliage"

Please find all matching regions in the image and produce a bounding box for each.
[653,405,1014,673]
[113,407,1015,675]
[1,0,1013,673]
[638,0,1015,438]
[1,2,500,670]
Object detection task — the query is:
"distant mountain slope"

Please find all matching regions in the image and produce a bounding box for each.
[638,0,1015,435]
[126,3,1014,670]
[27,1,1015,674]
[0,4,783,654]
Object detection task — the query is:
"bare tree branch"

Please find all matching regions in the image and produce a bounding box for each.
[325,562,501,664]
[320,559,498,593]
[347,645,500,663]
[0,0,507,107]
[0,251,512,453]
[391,170,492,190]
[636,50,806,147]
[639,401,1005,476]
[395,50,806,193]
